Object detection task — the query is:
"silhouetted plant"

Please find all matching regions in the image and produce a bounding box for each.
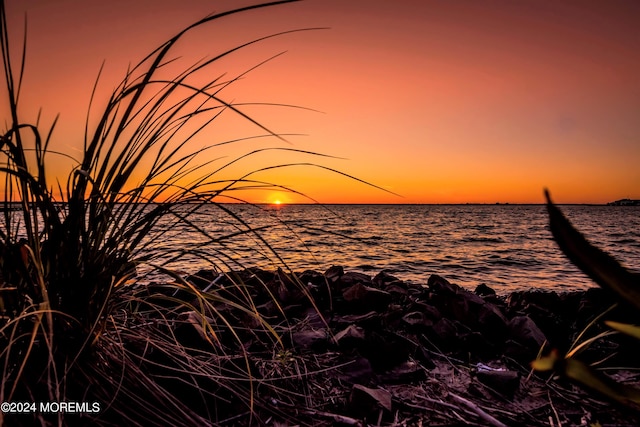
[532,190,640,408]
[0,1,340,425]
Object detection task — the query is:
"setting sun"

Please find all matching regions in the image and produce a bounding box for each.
[267,191,291,205]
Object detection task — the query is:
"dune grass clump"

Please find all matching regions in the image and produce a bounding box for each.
[0,1,332,424]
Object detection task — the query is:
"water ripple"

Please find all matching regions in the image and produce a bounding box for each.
[152,204,640,294]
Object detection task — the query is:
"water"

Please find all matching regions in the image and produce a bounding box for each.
[146,204,640,294]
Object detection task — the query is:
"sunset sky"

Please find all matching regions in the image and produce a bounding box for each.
[3,0,639,204]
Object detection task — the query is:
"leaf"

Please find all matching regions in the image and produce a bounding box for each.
[605,321,640,341]
[545,190,640,309]
[531,351,558,372]
[562,358,640,406]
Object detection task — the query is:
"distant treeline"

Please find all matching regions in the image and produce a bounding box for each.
[607,198,640,206]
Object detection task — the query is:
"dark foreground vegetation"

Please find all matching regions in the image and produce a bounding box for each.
[2,0,639,425]
[7,258,640,426]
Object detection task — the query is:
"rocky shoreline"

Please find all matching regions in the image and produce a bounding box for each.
[144,265,640,426]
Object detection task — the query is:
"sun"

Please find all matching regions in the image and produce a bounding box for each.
[268,192,288,206]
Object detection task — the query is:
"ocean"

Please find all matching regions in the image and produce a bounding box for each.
[146,204,640,294]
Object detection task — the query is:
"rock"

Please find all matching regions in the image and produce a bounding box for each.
[324,265,344,283]
[340,271,373,287]
[299,269,326,287]
[475,366,520,398]
[503,339,531,361]
[410,301,441,321]
[382,304,406,327]
[292,329,328,350]
[427,275,508,343]
[373,271,406,289]
[268,268,304,304]
[332,311,381,329]
[401,311,434,331]
[186,269,219,289]
[173,311,217,349]
[299,270,332,308]
[431,317,463,342]
[443,288,509,342]
[334,325,366,347]
[342,283,392,313]
[385,284,409,298]
[357,330,412,371]
[379,361,427,384]
[475,283,496,296]
[427,274,459,295]
[462,331,495,356]
[350,384,392,413]
[509,315,547,352]
[430,318,480,354]
[301,307,328,329]
[339,357,374,385]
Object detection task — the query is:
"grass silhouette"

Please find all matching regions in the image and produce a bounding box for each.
[0,1,341,424]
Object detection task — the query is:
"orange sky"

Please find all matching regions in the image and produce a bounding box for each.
[3,0,639,204]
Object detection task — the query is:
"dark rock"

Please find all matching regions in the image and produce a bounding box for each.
[342,283,392,313]
[299,269,326,286]
[324,265,344,283]
[474,300,509,341]
[503,339,532,361]
[475,367,520,398]
[462,331,495,356]
[427,274,459,295]
[292,329,328,350]
[340,271,373,287]
[357,331,412,371]
[255,300,279,317]
[350,384,392,414]
[268,268,304,304]
[475,283,496,296]
[228,268,275,290]
[385,284,409,298]
[507,290,562,315]
[506,291,586,347]
[299,269,331,306]
[300,307,328,329]
[379,361,427,384]
[509,315,547,352]
[442,288,509,342]
[173,311,217,349]
[339,357,374,385]
[334,325,366,348]
[382,304,406,327]
[406,283,428,298]
[401,311,434,331]
[410,301,441,321]
[431,318,470,343]
[332,311,381,329]
[373,270,406,289]
[426,275,508,343]
[186,269,219,289]
[414,346,437,370]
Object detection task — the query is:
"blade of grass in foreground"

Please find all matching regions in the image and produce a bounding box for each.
[545,189,640,309]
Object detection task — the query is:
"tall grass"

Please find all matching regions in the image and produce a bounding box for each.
[0,1,336,424]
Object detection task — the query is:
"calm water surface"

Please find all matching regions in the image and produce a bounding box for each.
[147,204,640,294]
